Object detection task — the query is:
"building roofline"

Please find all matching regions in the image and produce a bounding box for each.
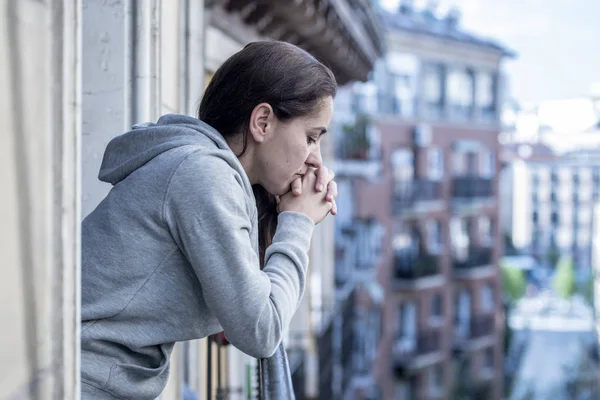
[379,10,516,58]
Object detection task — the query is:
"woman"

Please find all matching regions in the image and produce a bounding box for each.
[81,40,338,399]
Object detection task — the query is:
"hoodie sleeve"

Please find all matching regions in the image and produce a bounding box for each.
[163,152,314,359]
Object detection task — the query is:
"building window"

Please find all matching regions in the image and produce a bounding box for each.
[426,219,443,254]
[453,152,468,176]
[451,217,470,260]
[447,68,474,118]
[481,283,494,313]
[431,294,443,318]
[484,347,494,370]
[455,289,471,338]
[391,148,414,182]
[355,82,378,115]
[422,63,444,119]
[399,302,417,344]
[476,71,495,119]
[395,379,416,400]
[455,356,471,386]
[479,151,496,177]
[428,148,444,180]
[429,364,444,396]
[479,217,493,246]
[393,73,415,117]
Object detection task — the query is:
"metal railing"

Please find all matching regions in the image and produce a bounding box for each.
[205,333,296,400]
[394,252,440,280]
[452,176,493,199]
[206,333,242,400]
[470,314,495,339]
[393,328,442,367]
[394,180,443,212]
[453,247,493,271]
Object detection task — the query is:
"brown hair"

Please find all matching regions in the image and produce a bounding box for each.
[198,40,337,266]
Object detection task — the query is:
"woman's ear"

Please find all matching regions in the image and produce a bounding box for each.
[249,103,273,143]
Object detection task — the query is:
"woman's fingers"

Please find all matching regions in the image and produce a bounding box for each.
[291,176,302,196]
[326,180,338,202]
[314,166,331,192]
[330,199,337,215]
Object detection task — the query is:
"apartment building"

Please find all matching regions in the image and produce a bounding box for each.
[334,4,513,399]
[1,1,382,399]
[502,148,600,280]
[500,90,600,278]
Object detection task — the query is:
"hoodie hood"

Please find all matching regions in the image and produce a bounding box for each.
[99,114,232,185]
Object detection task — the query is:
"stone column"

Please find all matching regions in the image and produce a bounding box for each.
[1,0,81,398]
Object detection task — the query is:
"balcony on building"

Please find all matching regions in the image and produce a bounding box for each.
[393,179,444,214]
[393,250,443,290]
[451,176,493,201]
[453,314,496,354]
[453,246,494,279]
[334,115,382,179]
[393,329,444,377]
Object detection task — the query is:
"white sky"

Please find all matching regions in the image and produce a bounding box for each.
[378,0,600,105]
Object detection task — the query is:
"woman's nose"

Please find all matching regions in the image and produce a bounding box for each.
[305,148,323,169]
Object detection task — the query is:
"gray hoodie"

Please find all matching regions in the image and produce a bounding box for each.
[81,114,314,399]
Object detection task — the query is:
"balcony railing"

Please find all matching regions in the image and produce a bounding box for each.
[394,180,443,212]
[205,333,299,400]
[470,314,495,339]
[335,117,373,161]
[453,247,493,272]
[452,177,493,199]
[455,314,495,348]
[393,329,442,372]
[206,333,246,399]
[394,252,440,281]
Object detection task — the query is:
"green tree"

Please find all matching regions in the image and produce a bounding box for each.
[553,257,576,299]
[501,262,527,303]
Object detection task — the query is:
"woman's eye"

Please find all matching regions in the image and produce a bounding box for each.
[307,136,317,145]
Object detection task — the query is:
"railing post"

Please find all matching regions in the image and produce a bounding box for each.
[216,341,224,400]
[207,336,212,400]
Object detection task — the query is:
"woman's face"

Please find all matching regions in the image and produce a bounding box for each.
[254,97,334,196]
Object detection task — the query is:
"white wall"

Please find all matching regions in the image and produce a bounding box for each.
[1,0,81,398]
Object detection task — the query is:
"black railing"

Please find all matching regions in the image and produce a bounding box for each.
[394,329,441,370]
[394,180,443,212]
[470,314,495,339]
[205,333,299,400]
[206,333,245,400]
[453,247,492,271]
[394,252,440,280]
[452,177,493,199]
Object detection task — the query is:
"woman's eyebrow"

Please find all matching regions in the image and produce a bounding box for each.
[311,127,327,136]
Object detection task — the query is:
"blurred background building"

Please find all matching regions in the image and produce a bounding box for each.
[332,2,513,399]
[3,0,600,399]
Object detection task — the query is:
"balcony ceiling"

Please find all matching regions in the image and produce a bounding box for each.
[220,0,385,85]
